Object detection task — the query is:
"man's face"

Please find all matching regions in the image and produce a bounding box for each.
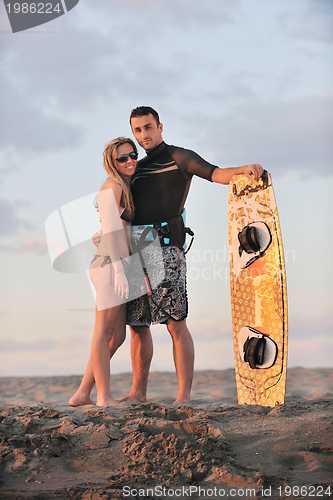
[130,113,163,152]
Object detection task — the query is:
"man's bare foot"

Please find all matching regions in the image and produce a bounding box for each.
[96,397,119,407]
[119,393,146,403]
[69,392,96,407]
[172,397,190,405]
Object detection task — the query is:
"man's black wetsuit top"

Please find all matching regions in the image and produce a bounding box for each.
[131,142,218,225]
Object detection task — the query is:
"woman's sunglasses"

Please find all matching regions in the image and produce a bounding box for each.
[116,152,138,163]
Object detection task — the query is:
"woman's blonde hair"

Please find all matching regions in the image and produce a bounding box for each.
[102,137,137,213]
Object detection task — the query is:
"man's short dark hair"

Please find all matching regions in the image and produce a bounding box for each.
[130,106,160,126]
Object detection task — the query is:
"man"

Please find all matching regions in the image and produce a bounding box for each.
[120,106,263,404]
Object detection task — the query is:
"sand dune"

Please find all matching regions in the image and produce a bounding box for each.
[0,368,332,499]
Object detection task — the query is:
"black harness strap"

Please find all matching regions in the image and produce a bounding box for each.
[133,225,160,296]
[153,213,194,254]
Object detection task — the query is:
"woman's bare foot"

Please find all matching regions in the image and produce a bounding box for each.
[69,391,96,407]
[96,396,119,407]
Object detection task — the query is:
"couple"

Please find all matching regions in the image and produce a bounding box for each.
[69,106,263,407]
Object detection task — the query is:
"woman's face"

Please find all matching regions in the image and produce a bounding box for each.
[114,142,137,178]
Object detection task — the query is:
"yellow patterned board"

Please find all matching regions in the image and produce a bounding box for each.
[228,171,288,406]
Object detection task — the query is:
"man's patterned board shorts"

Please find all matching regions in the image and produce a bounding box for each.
[126,246,188,326]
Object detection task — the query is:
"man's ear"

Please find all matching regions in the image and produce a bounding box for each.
[159,123,163,133]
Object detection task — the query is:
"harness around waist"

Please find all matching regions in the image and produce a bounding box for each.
[132,208,194,254]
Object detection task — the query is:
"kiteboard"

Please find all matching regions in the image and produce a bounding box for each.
[228,171,288,406]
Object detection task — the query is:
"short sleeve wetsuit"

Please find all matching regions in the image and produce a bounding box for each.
[131,141,217,225]
[127,141,218,326]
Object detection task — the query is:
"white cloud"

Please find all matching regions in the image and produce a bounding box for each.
[0,198,47,255]
[0,69,85,154]
[0,198,34,235]
[194,96,333,176]
[83,0,241,28]
[0,235,48,254]
[289,314,333,340]
[276,0,333,45]
[0,333,132,377]
[0,337,57,352]
[0,0,331,181]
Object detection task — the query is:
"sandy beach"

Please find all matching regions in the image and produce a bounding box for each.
[0,368,332,499]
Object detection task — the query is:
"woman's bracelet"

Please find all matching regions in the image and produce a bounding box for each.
[114,268,124,275]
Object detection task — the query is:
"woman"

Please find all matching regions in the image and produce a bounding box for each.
[69,137,137,407]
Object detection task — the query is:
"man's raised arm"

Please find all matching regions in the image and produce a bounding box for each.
[211,163,263,185]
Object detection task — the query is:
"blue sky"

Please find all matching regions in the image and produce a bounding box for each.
[0,0,332,377]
